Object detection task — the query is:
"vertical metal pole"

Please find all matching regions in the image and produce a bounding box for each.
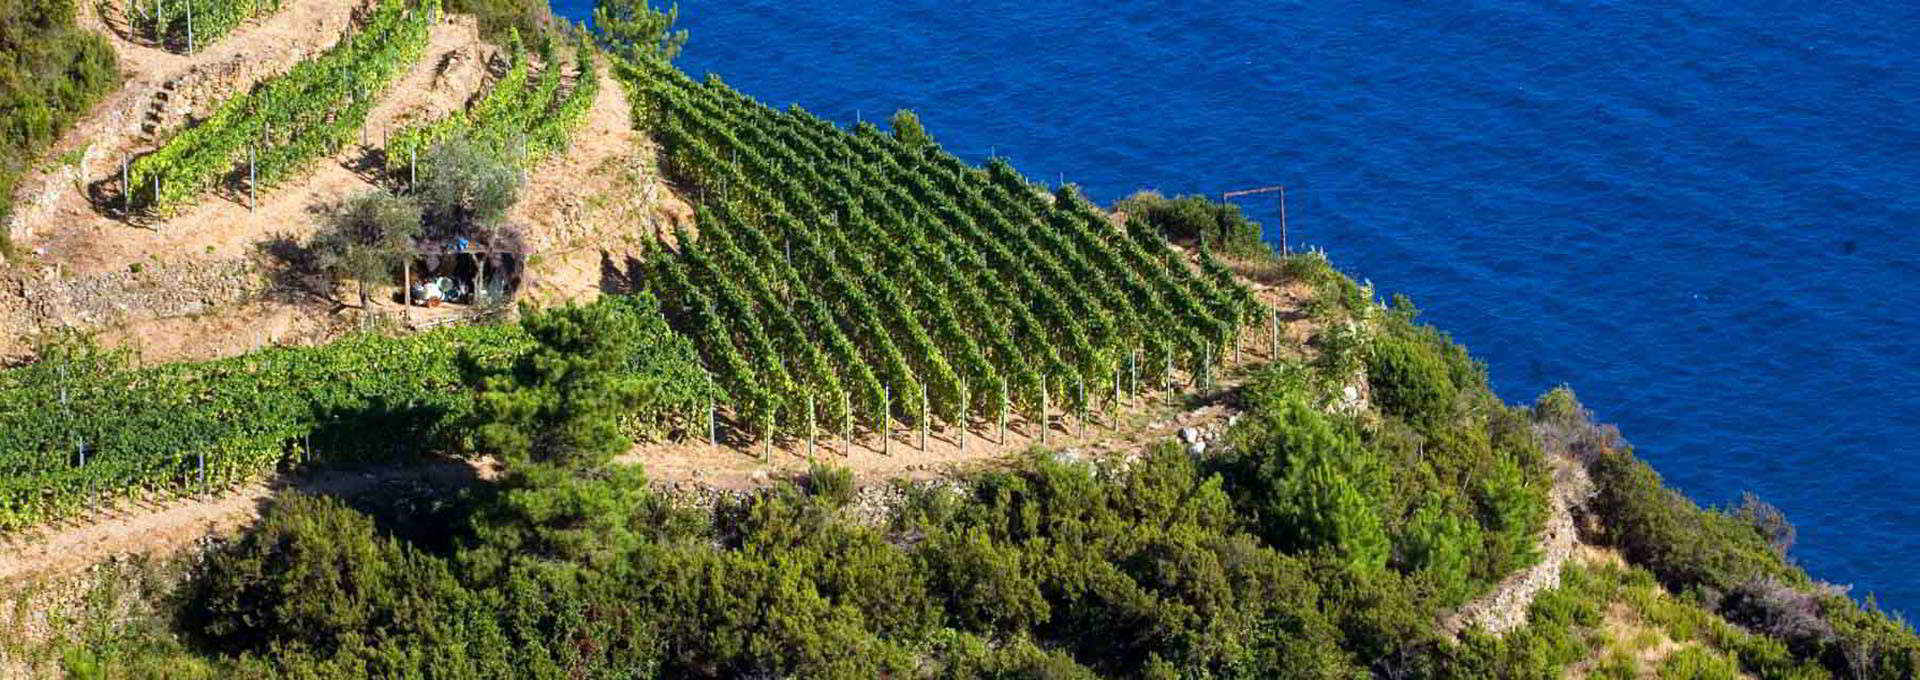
[762,413,772,463]
[1279,186,1289,254]
[707,395,716,445]
[1130,348,1139,397]
[186,0,193,53]
[1164,355,1174,405]
[121,156,130,215]
[1039,383,1049,444]
[1112,361,1122,426]
[1075,378,1086,435]
[410,147,417,185]
[881,386,891,456]
[807,395,816,465]
[58,364,73,466]
[1271,308,1280,359]
[248,147,256,212]
[842,392,851,455]
[919,386,928,452]
[998,384,1007,445]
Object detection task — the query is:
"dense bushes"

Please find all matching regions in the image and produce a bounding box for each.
[0,0,119,250]
[57,280,1553,677]
[1112,191,1267,256]
[53,311,1550,676]
[21,254,1920,679]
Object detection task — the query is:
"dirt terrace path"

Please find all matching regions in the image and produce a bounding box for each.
[0,460,490,586]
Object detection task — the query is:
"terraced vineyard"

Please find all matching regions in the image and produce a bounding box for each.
[128,0,284,52]
[619,58,1266,443]
[385,31,601,178]
[0,296,707,531]
[123,0,437,214]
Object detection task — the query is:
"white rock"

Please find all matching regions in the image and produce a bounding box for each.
[1178,427,1200,444]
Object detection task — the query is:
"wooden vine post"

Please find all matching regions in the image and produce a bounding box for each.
[121,156,130,216]
[881,386,891,456]
[918,385,928,452]
[806,395,816,465]
[842,391,852,456]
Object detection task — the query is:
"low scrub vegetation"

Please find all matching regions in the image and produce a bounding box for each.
[0,0,118,254]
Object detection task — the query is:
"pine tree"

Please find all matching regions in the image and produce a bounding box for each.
[466,299,662,469]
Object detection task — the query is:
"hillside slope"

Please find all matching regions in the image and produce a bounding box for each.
[0,0,685,362]
[2,5,1917,679]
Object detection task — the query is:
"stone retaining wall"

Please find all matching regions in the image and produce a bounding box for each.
[0,258,264,352]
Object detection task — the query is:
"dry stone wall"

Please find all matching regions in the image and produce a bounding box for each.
[0,258,264,353]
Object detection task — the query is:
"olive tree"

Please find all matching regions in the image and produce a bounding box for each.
[416,134,525,238]
[312,190,422,309]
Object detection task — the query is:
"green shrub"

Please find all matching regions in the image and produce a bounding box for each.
[0,0,119,251]
[1658,646,1742,679]
[1112,190,1267,256]
[447,0,557,44]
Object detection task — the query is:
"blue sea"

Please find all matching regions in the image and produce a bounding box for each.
[551,0,1920,615]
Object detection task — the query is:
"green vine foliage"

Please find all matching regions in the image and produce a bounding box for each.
[125,0,437,214]
[387,32,600,181]
[127,0,284,53]
[615,57,1260,441]
[0,294,705,531]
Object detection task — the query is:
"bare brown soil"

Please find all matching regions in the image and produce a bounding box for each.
[508,60,694,308]
[91,300,351,364]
